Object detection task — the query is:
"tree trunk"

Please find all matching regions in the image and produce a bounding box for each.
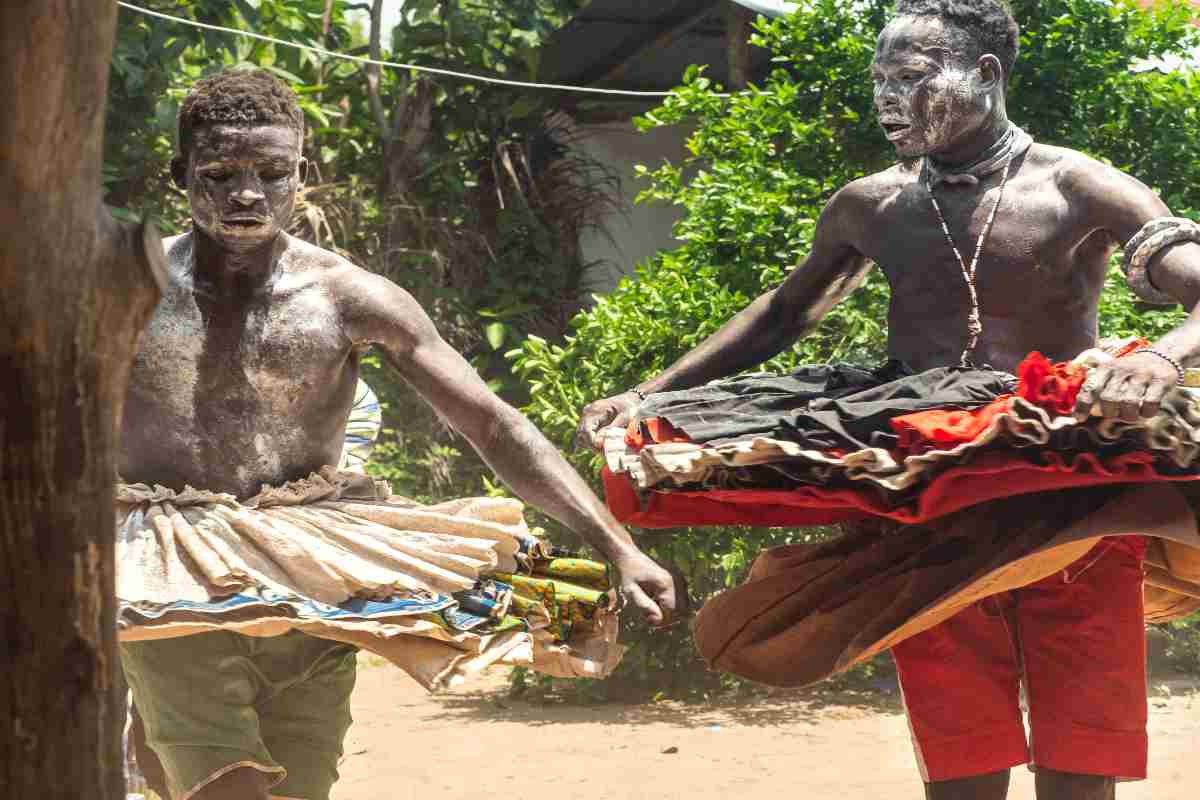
[0,2,165,798]
[726,1,754,90]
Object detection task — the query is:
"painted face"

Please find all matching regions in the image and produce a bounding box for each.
[871,16,988,159]
[182,123,304,251]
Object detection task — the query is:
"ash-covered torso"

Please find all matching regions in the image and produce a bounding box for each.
[120,233,360,498]
[847,143,1112,373]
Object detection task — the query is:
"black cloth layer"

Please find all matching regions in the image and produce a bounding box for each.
[637,362,1017,452]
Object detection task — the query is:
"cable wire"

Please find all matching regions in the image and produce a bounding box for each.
[117,1,721,98]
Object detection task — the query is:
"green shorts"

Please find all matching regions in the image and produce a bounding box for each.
[121,631,357,800]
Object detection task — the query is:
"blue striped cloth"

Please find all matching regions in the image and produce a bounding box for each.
[340,379,382,472]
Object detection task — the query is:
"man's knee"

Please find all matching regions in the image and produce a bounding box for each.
[925,769,1010,800]
[190,766,274,800]
[1034,769,1115,800]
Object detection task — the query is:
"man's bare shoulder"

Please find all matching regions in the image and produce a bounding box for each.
[1031,142,1165,222]
[1029,142,1130,194]
[289,238,401,298]
[284,235,430,346]
[277,232,355,274]
[825,162,919,227]
[1027,142,1106,185]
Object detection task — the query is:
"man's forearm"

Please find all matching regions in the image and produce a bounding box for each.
[1148,314,1200,368]
[1145,244,1200,366]
[475,407,639,560]
[637,291,802,395]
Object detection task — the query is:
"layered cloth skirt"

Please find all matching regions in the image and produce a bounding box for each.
[117,467,622,690]
[601,346,1200,687]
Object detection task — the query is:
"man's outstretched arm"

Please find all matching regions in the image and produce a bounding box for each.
[575,185,873,447]
[338,270,678,626]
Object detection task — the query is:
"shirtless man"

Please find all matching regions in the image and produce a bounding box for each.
[577,1,1200,797]
[119,69,678,800]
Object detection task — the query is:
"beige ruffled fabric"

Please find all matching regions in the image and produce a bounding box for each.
[116,467,623,690]
[117,467,522,606]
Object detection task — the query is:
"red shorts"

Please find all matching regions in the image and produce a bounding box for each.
[890,536,1147,783]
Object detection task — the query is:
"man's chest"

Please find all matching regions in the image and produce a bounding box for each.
[130,284,349,419]
[860,178,1094,312]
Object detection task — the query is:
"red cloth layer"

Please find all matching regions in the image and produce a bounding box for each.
[1016,351,1087,416]
[604,451,1200,529]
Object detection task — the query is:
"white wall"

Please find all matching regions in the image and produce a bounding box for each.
[571,121,691,297]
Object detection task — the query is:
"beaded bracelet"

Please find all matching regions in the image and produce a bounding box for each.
[1136,347,1186,385]
[630,386,648,402]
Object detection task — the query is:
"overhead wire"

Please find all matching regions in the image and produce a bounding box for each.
[116,2,731,98]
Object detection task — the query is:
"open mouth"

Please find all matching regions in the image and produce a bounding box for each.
[223,218,268,229]
[881,122,911,141]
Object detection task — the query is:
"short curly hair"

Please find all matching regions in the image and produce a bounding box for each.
[893,0,1020,82]
[176,68,304,158]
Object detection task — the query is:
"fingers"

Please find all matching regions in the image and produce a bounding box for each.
[1074,368,1110,420]
[574,404,613,451]
[1140,379,1170,419]
[1076,366,1175,421]
[575,394,641,451]
[652,575,678,623]
[622,581,663,627]
[610,405,635,433]
[1104,375,1136,421]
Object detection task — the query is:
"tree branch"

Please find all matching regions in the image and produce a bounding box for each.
[364,0,389,137]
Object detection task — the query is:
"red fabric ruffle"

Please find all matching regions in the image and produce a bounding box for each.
[605,450,1200,529]
[1016,351,1087,416]
[891,353,1094,455]
[892,397,1017,455]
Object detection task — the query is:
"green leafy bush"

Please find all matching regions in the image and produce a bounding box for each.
[514,0,1200,694]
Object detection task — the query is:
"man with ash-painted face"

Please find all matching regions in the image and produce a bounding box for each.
[578,1,1200,798]
[119,69,679,800]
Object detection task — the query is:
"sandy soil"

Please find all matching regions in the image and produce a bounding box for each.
[333,657,1200,800]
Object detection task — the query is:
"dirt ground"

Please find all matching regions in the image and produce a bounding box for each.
[333,657,1200,800]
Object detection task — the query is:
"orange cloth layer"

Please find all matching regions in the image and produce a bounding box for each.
[892,397,1017,455]
[625,416,691,449]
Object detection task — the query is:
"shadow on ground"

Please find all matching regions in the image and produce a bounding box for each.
[413,679,906,729]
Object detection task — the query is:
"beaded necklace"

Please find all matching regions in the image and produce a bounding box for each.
[925,158,1012,367]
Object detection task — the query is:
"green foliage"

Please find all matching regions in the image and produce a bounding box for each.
[514,0,1200,693]
[1158,617,1200,673]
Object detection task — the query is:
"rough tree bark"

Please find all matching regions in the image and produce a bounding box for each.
[726,1,754,90]
[0,2,165,798]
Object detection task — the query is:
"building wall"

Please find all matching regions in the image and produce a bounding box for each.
[572,121,691,296]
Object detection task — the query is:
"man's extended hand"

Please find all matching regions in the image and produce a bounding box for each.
[1073,351,1181,422]
[612,549,682,628]
[575,390,641,450]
